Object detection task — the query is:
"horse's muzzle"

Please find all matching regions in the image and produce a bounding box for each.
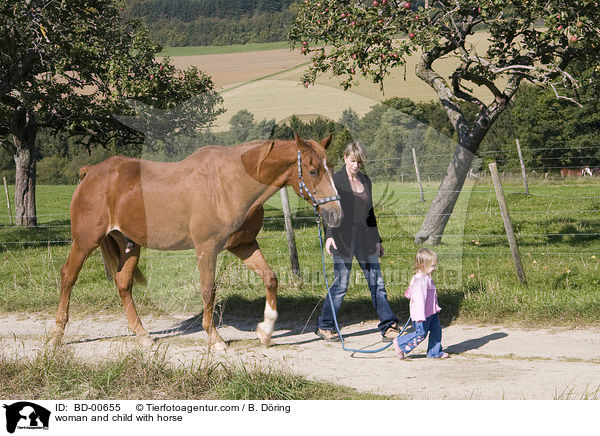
[320,204,343,228]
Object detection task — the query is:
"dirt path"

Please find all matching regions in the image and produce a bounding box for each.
[2,312,599,400]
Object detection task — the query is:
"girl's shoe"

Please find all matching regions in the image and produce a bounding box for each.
[392,338,405,360]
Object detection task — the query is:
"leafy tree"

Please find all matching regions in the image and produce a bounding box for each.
[229,109,255,143]
[370,107,411,177]
[0,0,222,226]
[511,66,600,171]
[247,118,277,142]
[339,107,361,138]
[288,0,600,244]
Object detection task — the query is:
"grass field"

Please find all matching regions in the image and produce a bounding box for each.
[1,176,599,326]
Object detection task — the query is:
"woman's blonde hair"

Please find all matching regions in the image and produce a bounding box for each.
[343,141,366,164]
[414,248,438,273]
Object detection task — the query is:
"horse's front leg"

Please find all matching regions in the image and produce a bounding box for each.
[228,240,278,345]
[196,245,227,351]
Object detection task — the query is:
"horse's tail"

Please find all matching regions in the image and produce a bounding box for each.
[78,166,90,182]
[100,233,147,286]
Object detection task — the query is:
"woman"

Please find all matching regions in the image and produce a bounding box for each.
[316,141,400,342]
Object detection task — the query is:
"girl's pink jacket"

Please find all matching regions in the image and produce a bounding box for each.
[405,272,441,322]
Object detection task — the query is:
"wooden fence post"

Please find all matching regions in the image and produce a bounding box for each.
[412,148,424,202]
[516,139,529,194]
[3,176,12,225]
[489,163,527,284]
[280,187,300,276]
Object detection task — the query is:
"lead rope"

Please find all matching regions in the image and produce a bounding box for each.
[316,220,410,354]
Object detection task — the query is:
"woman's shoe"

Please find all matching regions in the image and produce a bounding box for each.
[429,352,450,359]
[315,328,341,342]
[382,323,401,342]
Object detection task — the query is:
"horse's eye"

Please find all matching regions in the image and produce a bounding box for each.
[309,169,319,178]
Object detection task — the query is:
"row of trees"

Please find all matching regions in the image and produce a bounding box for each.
[125,0,296,21]
[15,76,599,187]
[123,0,297,46]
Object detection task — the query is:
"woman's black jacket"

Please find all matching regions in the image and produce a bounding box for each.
[324,165,382,260]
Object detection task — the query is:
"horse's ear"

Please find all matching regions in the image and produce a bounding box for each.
[320,134,333,149]
[294,131,308,149]
[256,140,275,179]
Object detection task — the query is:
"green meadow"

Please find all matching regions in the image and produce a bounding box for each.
[1,176,599,327]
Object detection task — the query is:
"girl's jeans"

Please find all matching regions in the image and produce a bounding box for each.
[394,313,444,358]
[317,252,398,335]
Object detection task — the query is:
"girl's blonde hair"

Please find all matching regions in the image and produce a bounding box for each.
[414,248,438,273]
[343,141,366,164]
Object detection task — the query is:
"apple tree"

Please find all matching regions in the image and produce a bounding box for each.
[288,0,600,244]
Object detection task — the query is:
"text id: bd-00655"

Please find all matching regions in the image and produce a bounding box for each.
[55,403,121,412]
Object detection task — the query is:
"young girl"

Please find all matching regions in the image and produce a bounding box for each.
[393,248,449,359]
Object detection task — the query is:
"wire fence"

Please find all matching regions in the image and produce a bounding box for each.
[1,152,599,267]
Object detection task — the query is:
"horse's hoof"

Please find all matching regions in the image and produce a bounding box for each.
[212,341,228,351]
[137,334,155,348]
[48,328,65,347]
[256,324,272,346]
[48,336,62,348]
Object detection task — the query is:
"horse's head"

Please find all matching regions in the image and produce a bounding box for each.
[293,133,343,228]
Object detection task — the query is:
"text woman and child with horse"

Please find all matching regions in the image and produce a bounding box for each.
[54,134,447,359]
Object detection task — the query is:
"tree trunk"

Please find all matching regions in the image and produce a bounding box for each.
[14,145,37,227]
[11,108,38,227]
[413,40,519,246]
[414,145,475,244]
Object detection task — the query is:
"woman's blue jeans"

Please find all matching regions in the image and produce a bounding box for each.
[394,313,444,358]
[317,252,398,335]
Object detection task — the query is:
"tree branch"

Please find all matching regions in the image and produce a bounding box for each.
[416,42,470,142]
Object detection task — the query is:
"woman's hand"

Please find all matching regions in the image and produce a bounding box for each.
[325,238,337,255]
[376,242,384,258]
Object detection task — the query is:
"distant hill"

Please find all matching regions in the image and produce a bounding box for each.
[124,0,298,47]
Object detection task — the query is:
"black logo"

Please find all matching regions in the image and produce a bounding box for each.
[3,402,50,433]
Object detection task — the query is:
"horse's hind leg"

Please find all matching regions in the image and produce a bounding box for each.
[113,243,154,348]
[52,240,98,344]
[196,245,227,351]
[228,240,278,345]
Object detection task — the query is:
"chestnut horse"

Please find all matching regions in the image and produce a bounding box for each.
[53,134,342,350]
[560,167,593,177]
